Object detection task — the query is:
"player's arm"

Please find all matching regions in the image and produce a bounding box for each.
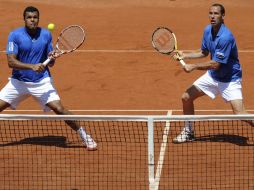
[175,49,219,72]
[184,60,220,73]
[46,51,57,67]
[178,49,209,59]
[174,49,208,65]
[46,33,57,67]
[7,54,45,72]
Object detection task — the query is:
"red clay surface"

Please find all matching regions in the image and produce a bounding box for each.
[0,0,254,189]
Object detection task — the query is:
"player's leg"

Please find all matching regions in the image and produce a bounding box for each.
[221,80,254,126]
[182,85,205,115]
[0,100,11,112]
[30,78,97,150]
[47,100,97,150]
[230,99,254,126]
[230,99,246,114]
[221,79,244,114]
[46,100,79,130]
[0,78,29,112]
[173,85,205,143]
[173,72,219,143]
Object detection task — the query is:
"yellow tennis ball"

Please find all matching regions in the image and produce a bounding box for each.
[47,23,55,31]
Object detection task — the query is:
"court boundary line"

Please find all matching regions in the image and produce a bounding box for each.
[2,109,254,112]
[1,49,254,53]
[153,110,172,190]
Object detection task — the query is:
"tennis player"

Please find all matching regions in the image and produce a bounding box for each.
[0,6,97,150]
[173,3,253,143]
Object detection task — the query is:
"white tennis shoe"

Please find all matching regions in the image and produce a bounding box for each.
[173,130,195,143]
[83,135,97,151]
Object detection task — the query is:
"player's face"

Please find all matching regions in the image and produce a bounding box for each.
[24,11,39,30]
[209,6,224,27]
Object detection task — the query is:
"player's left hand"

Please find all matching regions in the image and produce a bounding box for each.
[183,64,195,73]
[48,50,60,59]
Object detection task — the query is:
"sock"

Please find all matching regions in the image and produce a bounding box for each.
[183,121,193,133]
[77,127,87,141]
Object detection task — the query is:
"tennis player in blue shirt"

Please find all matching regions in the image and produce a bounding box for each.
[173,3,252,143]
[0,6,97,150]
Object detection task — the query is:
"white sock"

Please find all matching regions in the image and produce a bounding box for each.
[183,121,193,133]
[77,127,87,141]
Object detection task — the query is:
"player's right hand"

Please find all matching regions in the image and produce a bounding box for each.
[173,51,184,61]
[31,64,46,72]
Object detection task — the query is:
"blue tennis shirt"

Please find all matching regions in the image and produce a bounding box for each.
[201,24,242,82]
[6,27,53,82]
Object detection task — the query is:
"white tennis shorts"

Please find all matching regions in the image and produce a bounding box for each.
[0,77,60,111]
[193,71,243,102]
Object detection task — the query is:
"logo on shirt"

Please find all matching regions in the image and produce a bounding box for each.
[216,52,225,59]
[8,42,14,52]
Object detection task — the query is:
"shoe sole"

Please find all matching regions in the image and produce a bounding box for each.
[86,147,97,151]
[172,138,195,144]
[83,143,98,151]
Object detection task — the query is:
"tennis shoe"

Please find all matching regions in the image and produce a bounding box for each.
[83,135,97,151]
[173,130,195,143]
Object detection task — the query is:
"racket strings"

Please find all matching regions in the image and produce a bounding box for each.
[152,28,176,54]
[57,26,85,52]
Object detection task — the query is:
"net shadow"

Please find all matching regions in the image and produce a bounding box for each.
[195,134,254,146]
[0,136,83,148]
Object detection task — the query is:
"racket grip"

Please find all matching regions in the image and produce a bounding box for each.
[42,58,52,66]
[179,59,186,66]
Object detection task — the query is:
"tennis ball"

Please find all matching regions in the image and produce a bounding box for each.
[47,23,55,31]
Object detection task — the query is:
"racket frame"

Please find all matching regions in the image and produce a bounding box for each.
[43,25,85,66]
[152,27,186,66]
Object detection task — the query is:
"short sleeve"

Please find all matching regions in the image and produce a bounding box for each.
[201,33,208,52]
[6,32,18,55]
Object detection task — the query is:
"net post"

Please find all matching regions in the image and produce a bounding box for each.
[148,117,155,190]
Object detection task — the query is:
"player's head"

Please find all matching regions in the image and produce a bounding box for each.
[23,6,39,20]
[211,3,225,16]
[23,6,40,30]
[209,3,225,26]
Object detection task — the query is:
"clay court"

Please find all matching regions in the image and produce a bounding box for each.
[0,0,254,189]
[1,0,254,113]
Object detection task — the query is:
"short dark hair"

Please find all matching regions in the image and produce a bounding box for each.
[23,6,39,19]
[212,3,225,15]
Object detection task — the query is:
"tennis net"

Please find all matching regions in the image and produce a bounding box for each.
[0,114,253,190]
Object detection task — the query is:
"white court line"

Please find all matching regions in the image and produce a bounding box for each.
[152,110,172,190]
[1,49,254,53]
[2,109,254,112]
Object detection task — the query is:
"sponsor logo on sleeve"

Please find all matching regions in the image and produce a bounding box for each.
[216,52,224,59]
[8,42,14,52]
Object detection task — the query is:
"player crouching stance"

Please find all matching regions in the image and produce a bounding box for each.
[0,6,97,150]
[172,3,253,143]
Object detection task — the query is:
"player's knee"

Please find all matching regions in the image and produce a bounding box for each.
[230,100,246,115]
[233,109,246,115]
[182,92,191,103]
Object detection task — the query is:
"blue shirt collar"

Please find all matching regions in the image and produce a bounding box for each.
[216,23,225,37]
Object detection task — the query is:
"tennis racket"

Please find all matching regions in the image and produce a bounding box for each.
[42,25,85,66]
[151,27,186,66]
